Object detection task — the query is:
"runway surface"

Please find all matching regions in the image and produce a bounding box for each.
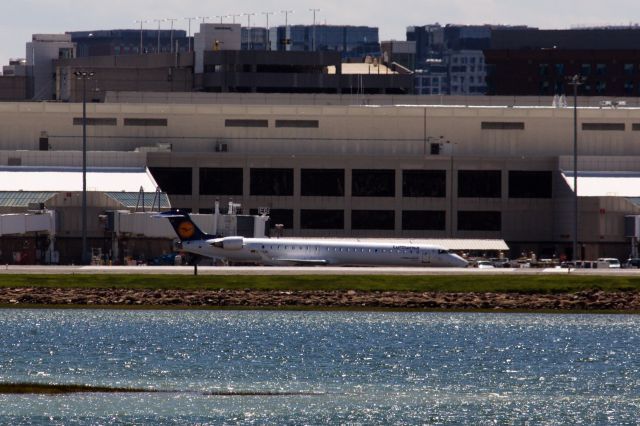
[1,265,639,276]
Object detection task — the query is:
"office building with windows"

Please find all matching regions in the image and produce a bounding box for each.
[271,25,380,59]
[485,28,640,96]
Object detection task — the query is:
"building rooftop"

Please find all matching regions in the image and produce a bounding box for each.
[0,167,160,192]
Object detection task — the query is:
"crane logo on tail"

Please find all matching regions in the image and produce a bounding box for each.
[177,221,195,239]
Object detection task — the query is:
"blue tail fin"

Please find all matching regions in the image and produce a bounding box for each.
[157,210,209,241]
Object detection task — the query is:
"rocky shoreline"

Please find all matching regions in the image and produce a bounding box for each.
[0,288,639,311]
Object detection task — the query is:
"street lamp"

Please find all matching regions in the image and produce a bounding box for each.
[262,12,274,50]
[309,8,320,51]
[243,13,255,50]
[567,74,586,261]
[74,70,95,265]
[184,17,196,52]
[445,140,457,238]
[153,19,165,53]
[166,18,178,53]
[281,10,294,50]
[134,20,148,54]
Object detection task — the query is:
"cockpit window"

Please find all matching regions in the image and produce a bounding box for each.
[438,249,449,254]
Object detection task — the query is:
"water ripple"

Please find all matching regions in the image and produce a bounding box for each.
[0,310,638,423]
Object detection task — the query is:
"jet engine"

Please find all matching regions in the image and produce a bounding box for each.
[212,236,244,250]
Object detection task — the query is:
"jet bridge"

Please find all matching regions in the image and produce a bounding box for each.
[0,210,57,263]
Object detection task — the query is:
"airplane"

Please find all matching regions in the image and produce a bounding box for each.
[158,210,469,267]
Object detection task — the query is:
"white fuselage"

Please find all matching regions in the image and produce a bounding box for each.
[181,237,468,267]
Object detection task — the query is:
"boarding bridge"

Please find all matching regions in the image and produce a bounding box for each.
[0,210,57,263]
[106,201,269,260]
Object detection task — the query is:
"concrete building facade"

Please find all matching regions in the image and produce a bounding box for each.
[1,94,640,260]
[26,34,75,100]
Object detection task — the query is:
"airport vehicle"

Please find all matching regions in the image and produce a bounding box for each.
[596,258,621,268]
[623,258,640,268]
[158,210,469,267]
[474,260,495,269]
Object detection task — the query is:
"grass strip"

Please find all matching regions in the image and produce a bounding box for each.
[1,274,640,294]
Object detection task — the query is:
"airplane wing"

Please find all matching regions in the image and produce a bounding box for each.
[269,258,329,266]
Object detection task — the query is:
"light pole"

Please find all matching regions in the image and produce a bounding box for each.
[74,70,94,265]
[281,10,293,50]
[446,140,457,238]
[134,20,148,54]
[229,14,241,24]
[153,19,164,53]
[309,8,319,51]
[199,16,210,24]
[262,12,273,50]
[184,17,196,52]
[567,74,585,261]
[166,18,178,52]
[243,13,255,50]
[215,15,226,23]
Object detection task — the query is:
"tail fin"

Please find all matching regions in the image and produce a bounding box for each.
[156,210,209,241]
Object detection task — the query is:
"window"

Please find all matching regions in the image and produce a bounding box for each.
[123,118,168,127]
[539,80,550,95]
[300,210,344,229]
[402,210,446,231]
[301,169,345,196]
[352,210,395,230]
[458,170,501,198]
[508,171,552,198]
[481,122,525,130]
[625,81,634,95]
[582,123,625,131]
[458,211,501,231]
[250,168,293,196]
[595,81,606,94]
[275,120,319,128]
[580,64,591,75]
[402,170,446,197]
[72,117,117,126]
[596,64,607,76]
[200,168,243,195]
[625,64,634,76]
[225,119,268,128]
[352,169,395,197]
[555,63,565,76]
[149,167,192,195]
[539,64,549,76]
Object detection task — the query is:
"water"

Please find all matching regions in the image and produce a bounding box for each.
[0,310,639,424]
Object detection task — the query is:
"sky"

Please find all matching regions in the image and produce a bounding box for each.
[2,0,640,65]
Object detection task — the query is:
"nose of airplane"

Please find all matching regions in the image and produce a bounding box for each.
[455,255,469,268]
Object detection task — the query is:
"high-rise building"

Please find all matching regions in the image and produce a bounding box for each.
[407,24,527,96]
[272,25,379,59]
[68,29,189,56]
[485,27,640,97]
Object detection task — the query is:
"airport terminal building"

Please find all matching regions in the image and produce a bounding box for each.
[1,93,640,261]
